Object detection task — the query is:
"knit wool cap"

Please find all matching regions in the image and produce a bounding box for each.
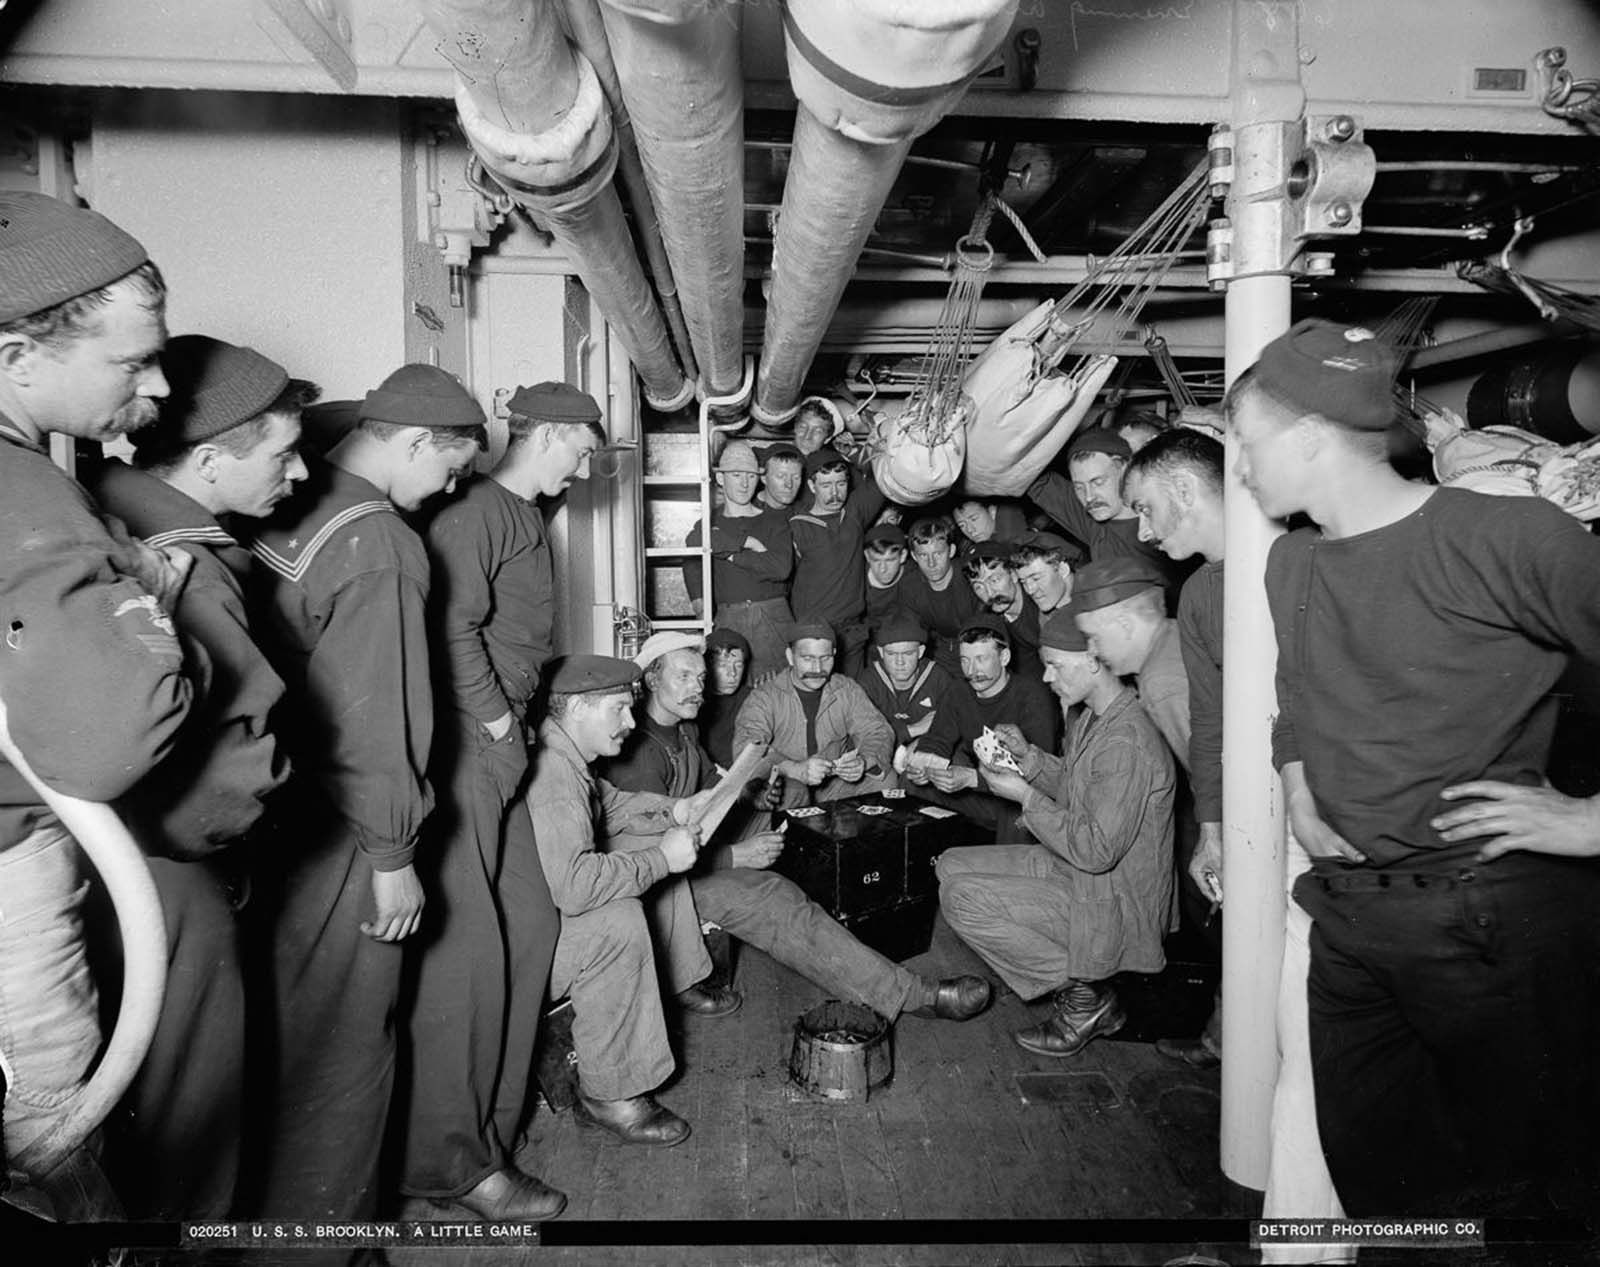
[705,627,752,659]
[960,612,1011,645]
[0,192,149,322]
[361,364,486,430]
[1068,558,1164,613]
[634,630,705,671]
[1068,428,1133,462]
[715,439,760,473]
[1254,317,1400,431]
[863,523,907,550]
[1040,608,1090,653]
[548,653,640,696]
[803,446,848,479]
[785,620,836,647]
[874,610,927,646]
[507,380,603,425]
[131,335,289,451]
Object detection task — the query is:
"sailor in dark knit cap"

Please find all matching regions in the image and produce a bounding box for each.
[86,334,310,1219]
[398,378,605,1221]
[1232,316,1600,1219]
[240,363,486,1221]
[936,606,1174,1061]
[0,192,193,1220]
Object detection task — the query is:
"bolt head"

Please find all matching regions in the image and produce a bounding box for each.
[1326,202,1353,227]
[1326,115,1357,142]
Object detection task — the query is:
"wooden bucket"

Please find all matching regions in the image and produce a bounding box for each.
[788,1000,893,1102]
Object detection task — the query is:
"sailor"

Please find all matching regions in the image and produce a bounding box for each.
[961,539,1044,682]
[687,438,794,680]
[0,192,191,1217]
[89,334,306,1219]
[399,380,602,1221]
[862,522,911,631]
[733,621,895,809]
[698,626,753,770]
[1232,317,1600,1217]
[1027,429,1189,608]
[856,610,955,753]
[788,447,888,677]
[524,654,715,1148]
[242,363,487,1219]
[936,609,1175,1057]
[756,443,804,514]
[1008,530,1079,617]
[897,514,982,678]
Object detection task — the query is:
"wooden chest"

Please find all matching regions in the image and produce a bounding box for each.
[777,792,980,914]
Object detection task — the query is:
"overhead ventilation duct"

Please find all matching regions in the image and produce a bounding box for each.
[751,0,1019,426]
[597,0,749,402]
[416,0,693,411]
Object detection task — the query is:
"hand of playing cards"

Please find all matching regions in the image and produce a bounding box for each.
[973,726,1023,774]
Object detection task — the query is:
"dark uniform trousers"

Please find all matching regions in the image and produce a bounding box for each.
[105,856,244,1220]
[253,808,404,1221]
[1295,853,1600,1219]
[400,714,559,1199]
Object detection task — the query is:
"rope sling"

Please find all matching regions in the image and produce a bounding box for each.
[962,160,1215,496]
[870,192,1042,504]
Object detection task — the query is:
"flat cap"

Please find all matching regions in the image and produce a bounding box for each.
[132,335,290,451]
[1254,317,1399,431]
[863,523,907,550]
[960,612,1010,644]
[1068,558,1164,613]
[803,446,848,479]
[507,380,603,425]
[634,630,705,670]
[762,443,803,467]
[785,620,836,647]
[874,610,927,646]
[547,653,640,696]
[715,439,760,473]
[705,627,752,659]
[0,192,149,322]
[362,364,486,430]
[1068,429,1133,462]
[1040,608,1090,653]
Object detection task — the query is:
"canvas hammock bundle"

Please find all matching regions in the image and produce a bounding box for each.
[870,192,1026,505]
[963,161,1215,496]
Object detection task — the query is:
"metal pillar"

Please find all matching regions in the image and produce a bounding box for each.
[1219,0,1301,1192]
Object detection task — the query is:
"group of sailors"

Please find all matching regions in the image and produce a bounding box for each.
[1,186,1597,1255]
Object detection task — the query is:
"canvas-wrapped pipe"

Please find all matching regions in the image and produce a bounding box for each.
[417,0,693,411]
[598,0,749,402]
[753,0,1019,425]
[563,0,699,387]
[0,697,168,1181]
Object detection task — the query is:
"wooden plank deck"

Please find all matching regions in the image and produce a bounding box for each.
[392,916,1241,1267]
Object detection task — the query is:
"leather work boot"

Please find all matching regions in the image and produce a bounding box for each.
[907,974,993,1021]
[1013,983,1126,1057]
[573,1091,692,1147]
[451,1166,567,1221]
[676,980,743,1017]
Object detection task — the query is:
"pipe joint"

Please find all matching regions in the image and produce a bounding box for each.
[644,376,698,413]
[749,397,801,429]
[455,53,618,215]
[782,0,1019,145]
